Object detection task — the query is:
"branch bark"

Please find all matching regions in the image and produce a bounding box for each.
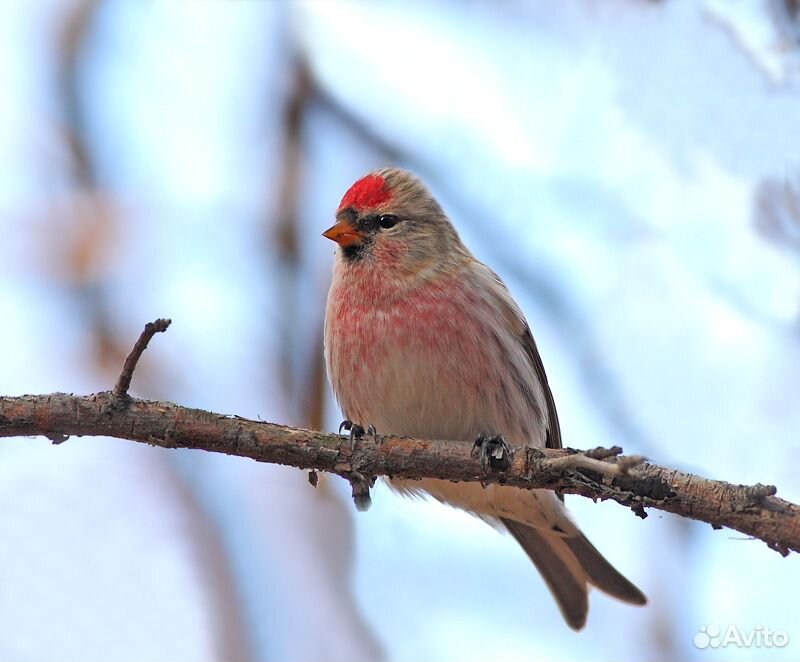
[1,322,797,558]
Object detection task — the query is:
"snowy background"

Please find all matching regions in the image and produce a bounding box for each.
[1,1,799,660]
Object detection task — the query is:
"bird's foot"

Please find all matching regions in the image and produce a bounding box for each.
[472,434,512,472]
[337,420,378,510]
[338,420,378,450]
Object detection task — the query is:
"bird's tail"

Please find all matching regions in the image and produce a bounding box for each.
[502,518,646,630]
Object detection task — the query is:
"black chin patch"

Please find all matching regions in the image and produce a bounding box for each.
[341,239,370,262]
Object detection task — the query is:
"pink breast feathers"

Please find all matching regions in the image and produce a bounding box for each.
[338,174,392,211]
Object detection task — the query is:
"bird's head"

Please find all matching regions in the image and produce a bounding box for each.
[323,168,467,273]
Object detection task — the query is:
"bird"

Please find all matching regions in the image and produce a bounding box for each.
[322,167,646,630]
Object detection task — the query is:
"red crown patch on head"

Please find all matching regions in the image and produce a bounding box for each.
[338,174,391,211]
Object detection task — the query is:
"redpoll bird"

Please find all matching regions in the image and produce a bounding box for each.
[323,168,646,629]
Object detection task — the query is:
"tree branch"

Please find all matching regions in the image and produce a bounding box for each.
[1,321,797,558]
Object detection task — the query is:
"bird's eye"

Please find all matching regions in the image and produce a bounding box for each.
[378,214,399,229]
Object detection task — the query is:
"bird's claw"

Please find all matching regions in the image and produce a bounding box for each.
[338,420,378,509]
[339,419,356,436]
[472,434,512,472]
[338,420,378,450]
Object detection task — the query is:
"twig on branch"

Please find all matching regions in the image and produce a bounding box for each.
[112,318,171,401]
[539,449,646,477]
[0,319,798,558]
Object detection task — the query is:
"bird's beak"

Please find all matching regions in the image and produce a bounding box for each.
[322,219,365,247]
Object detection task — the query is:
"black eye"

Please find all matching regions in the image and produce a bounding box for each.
[378,214,399,229]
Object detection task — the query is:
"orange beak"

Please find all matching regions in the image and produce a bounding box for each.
[322,219,365,247]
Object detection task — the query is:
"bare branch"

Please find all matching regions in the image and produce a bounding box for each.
[0,393,796,556]
[0,319,797,558]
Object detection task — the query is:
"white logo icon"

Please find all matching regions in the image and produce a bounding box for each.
[694,624,721,649]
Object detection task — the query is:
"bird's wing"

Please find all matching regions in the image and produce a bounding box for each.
[518,317,562,450]
[479,264,562,450]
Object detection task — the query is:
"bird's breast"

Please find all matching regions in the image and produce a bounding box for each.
[324,272,530,444]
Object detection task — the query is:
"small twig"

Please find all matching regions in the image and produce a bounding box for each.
[744,483,777,501]
[112,318,172,401]
[345,471,375,512]
[583,445,623,460]
[541,449,645,477]
[46,432,70,445]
